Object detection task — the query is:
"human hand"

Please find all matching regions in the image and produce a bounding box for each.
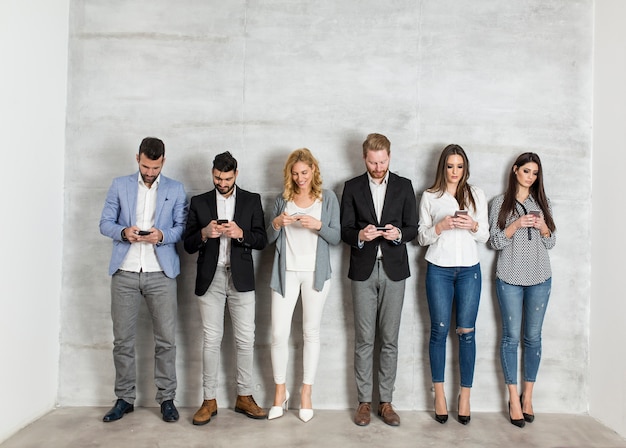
[452,213,475,231]
[295,214,322,231]
[220,220,243,239]
[359,224,386,242]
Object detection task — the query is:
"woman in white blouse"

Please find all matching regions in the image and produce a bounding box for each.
[266,148,341,423]
[418,144,489,425]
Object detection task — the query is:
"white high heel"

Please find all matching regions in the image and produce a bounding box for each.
[298,408,314,423]
[268,390,289,420]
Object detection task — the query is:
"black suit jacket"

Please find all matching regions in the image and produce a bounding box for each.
[340,172,418,281]
[183,186,267,295]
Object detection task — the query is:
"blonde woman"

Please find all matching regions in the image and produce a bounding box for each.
[266,148,341,423]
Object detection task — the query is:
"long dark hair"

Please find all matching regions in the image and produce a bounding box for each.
[497,152,556,232]
[426,144,477,212]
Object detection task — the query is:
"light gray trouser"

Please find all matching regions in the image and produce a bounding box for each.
[111,270,178,405]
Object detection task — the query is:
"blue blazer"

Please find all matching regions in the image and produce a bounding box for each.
[99,172,188,278]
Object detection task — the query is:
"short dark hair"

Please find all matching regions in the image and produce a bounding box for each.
[212,151,237,172]
[139,137,165,160]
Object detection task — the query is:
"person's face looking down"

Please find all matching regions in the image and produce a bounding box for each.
[137,153,164,188]
[514,162,539,190]
[213,168,238,197]
[364,149,389,182]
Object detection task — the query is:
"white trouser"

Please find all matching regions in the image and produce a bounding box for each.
[271,270,330,385]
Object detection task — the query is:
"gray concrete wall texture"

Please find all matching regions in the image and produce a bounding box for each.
[61,0,592,412]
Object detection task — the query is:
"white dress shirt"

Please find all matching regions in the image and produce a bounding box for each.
[216,188,236,267]
[120,173,162,273]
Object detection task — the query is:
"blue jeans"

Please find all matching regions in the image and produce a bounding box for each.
[425,262,481,388]
[496,277,552,385]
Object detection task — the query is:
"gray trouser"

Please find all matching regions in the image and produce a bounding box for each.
[352,260,405,403]
[198,265,256,399]
[111,270,177,405]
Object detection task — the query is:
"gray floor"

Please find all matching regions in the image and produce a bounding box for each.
[2,407,626,448]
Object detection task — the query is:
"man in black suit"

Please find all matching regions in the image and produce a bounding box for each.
[184,151,268,425]
[340,133,418,427]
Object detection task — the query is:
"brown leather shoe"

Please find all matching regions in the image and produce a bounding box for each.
[234,395,267,419]
[378,402,400,426]
[192,399,217,425]
[354,402,371,426]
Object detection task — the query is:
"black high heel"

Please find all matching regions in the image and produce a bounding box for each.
[434,398,448,424]
[508,401,526,428]
[457,394,471,425]
[520,394,534,423]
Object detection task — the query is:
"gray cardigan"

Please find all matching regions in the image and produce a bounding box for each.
[267,189,341,296]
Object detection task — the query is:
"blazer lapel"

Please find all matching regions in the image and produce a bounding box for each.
[359,174,379,224]
[126,174,139,226]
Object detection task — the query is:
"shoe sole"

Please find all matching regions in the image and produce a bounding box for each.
[234,407,267,419]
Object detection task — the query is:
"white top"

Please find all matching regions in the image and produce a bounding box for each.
[216,188,236,266]
[417,186,489,267]
[120,173,162,273]
[284,199,322,271]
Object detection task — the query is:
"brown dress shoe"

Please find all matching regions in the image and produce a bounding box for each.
[234,395,267,419]
[354,402,371,426]
[378,402,400,426]
[193,399,217,425]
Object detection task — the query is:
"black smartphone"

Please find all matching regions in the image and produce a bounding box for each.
[217,219,228,224]
[529,210,541,217]
[375,226,389,231]
[137,230,152,235]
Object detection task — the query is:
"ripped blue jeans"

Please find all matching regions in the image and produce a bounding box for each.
[496,277,551,385]
[426,262,481,388]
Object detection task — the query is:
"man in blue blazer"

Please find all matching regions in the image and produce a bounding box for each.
[340,133,418,427]
[99,137,188,423]
[183,151,267,425]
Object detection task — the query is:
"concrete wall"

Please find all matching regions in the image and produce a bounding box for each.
[0,0,69,443]
[591,0,626,438]
[59,0,594,416]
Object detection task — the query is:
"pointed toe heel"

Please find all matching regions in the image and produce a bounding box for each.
[520,394,535,423]
[299,408,314,423]
[433,399,448,424]
[268,390,289,421]
[509,401,526,428]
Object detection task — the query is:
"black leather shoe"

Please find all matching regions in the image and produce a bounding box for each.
[103,399,134,422]
[161,399,179,422]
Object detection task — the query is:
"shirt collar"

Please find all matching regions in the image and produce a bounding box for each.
[137,172,160,188]
[216,185,237,200]
[367,170,389,186]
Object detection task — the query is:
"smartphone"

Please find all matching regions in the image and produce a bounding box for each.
[529,210,541,217]
[375,226,389,231]
[137,230,152,235]
[454,210,469,218]
[290,212,304,216]
[216,219,228,224]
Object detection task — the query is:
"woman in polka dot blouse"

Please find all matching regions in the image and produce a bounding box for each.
[488,152,557,428]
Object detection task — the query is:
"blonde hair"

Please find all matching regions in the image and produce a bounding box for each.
[282,148,323,202]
